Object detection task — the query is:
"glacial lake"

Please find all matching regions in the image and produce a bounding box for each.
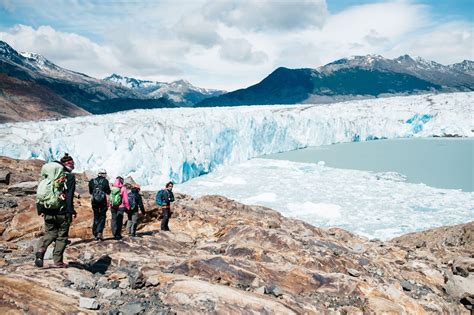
[262,138,473,192]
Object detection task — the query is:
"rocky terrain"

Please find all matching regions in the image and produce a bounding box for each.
[0,156,472,314]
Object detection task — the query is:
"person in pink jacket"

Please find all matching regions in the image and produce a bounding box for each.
[109,176,130,240]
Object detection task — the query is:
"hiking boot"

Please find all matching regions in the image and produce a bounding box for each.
[97,233,103,241]
[34,250,45,268]
[114,235,122,240]
[52,262,68,268]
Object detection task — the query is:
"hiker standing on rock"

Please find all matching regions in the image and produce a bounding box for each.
[88,169,111,241]
[126,184,145,237]
[110,176,130,240]
[35,153,77,268]
[156,181,174,231]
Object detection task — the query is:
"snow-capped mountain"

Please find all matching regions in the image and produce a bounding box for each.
[104,74,225,107]
[198,55,474,107]
[449,60,474,76]
[1,92,472,185]
[0,40,174,118]
[104,73,156,89]
[322,54,474,89]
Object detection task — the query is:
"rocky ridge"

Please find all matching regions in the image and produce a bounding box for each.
[0,156,472,314]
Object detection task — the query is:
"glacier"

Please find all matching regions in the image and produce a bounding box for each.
[0,92,473,186]
[176,158,474,240]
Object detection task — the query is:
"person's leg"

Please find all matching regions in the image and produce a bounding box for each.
[126,211,133,235]
[110,207,118,238]
[35,214,58,267]
[131,210,139,236]
[92,204,99,238]
[52,214,70,265]
[115,208,124,239]
[96,204,107,240]
[161,207,170,231]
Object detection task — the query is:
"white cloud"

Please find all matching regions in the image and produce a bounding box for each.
[203,0,328,32]
[387,22,474,64]
[175,15,221,48]
[0,24,121,76]
[219,38,268,64]
[0,1,472,91]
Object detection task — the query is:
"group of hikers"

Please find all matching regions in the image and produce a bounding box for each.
[34,153,175,268]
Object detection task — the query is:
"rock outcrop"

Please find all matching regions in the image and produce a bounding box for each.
[0,156,472,313]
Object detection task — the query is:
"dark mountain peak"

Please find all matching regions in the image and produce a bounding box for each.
[395,54,415,63]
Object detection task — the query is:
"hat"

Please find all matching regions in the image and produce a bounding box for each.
[133,184,141,190]
[98,169,107,175]
[60,153,74,163]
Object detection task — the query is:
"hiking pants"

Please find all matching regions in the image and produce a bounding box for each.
[92,202,107,237]
[161,206,170,230]
[126,210,139,236]
[38,214,70,264]
[111,207,125,238]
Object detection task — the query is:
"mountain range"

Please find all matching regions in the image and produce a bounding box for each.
[0,39,473,122]
[103,74,225,107]
[197,55,474,107]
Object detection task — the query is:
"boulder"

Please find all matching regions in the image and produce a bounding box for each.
[7,181,38,196]
[453,257,474,277]
[444,274,474,300]
[79,297,99,310]
[0,171,11,184]
[99,288,121,299]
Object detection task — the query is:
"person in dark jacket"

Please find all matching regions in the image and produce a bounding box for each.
[126,184,145,237]
[35,153,77,268]
[156,181,174,231]
[88,169,111,241]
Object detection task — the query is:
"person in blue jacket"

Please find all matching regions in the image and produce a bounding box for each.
[155,182,174,231]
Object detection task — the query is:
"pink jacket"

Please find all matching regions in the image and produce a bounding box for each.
[112,178,130,210]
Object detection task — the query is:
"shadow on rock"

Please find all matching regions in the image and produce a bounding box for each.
[68,255,112,274]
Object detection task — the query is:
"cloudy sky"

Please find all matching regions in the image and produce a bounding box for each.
[0,0,472,90]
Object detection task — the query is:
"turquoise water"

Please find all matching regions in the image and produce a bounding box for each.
[262,138,474,192]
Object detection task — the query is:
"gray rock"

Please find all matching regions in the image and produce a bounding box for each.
[79,297,99,310]
[444,275,474,300]
[97,276,109,288]
[83,251,94,261]
[145,275,160,287]
[401,280,414,291]
[352,244,365,253]
[120,302,145,315]
[265,284,283,297]
[67,270,96,289]
[0,171,11,184]
[0,198,17,208]
[7,181,37,196]
[347,268,361,277]
[453,257,474,278]
[99,288,121,299]
[128,269,145,289]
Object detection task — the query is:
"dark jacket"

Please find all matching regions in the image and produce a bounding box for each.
[130,188,145,214]
[157,189,174,207]
[64,171,76,215]
[88,177,111,196]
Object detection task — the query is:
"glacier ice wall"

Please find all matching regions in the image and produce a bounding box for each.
[0,92,473,185]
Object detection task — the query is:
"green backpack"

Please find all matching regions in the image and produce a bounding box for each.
[36,162,66,209]
[110,187,122,207]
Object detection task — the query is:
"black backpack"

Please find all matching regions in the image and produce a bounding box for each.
[128,192,137,210]
[92,178,106,204]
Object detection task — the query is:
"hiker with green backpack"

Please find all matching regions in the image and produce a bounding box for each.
[110,176,130,240]
[35,153,77,268]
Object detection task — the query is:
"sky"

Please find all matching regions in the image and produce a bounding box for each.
[0,0,472,91]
